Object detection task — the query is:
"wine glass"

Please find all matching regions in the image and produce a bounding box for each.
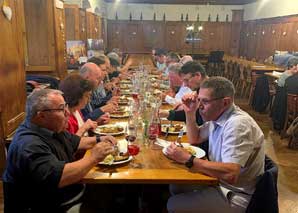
[125,120,141,168]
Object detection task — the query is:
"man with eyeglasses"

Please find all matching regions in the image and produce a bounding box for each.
[3,89,116,212]
[160,61,207,125]
[166,77,265,212]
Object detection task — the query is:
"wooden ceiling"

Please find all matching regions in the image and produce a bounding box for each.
[104,0,257,5]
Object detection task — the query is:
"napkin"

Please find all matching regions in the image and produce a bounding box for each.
[155,138,171,148]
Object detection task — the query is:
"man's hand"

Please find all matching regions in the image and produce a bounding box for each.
[165,143,191,164]
[96,113,110,125]
[159,110,169,118]
[100,103,117,113]
[181,92,198,113]
[90,142,114,163]
[99,135,117,145]
[105,82,114,91]
[82,119,97,131]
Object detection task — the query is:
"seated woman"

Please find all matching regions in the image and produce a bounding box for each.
[59,74,98,136]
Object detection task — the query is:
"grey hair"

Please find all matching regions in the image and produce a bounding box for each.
[79,63,94,77]
[200,77,235,99]
[26,89,63,121]
[168,63,182,74]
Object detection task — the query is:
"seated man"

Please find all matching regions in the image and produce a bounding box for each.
[160,61,207,121]
[80,63,117,122]
[277,57,298,87]
[3,89,116,212]
[166,77,265,212]
[163,63,192,106]
[87,56,119,108]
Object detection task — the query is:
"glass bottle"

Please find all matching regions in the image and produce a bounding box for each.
[148,107,161,144]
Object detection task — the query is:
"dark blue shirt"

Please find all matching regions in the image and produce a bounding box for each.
[3,121,82,212]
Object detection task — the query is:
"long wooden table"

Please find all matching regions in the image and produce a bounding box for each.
[82,104,218,185]
[223,55,284,72]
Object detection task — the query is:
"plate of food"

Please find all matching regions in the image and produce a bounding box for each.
[120,84,131,89]
[118,96,130,105]
[94,124,125,136]
[161,124,186,134]
[110,110,130,118]
[162,143,205,159]
[120,89,131,95]
[99,153,132,165]
[120,80,132,84]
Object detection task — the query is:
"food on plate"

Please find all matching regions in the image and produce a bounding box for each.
[111,111,126,116]
[183,146,196,156]
[169,124,184,132]
[102,152,129,164]
[162,124,184,133]
[120,84,131,89]
[98,126,124,134]
[117,106,126,111]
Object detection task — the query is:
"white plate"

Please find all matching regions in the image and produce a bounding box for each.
[94,124,125,136]
[99,156,133,165]
[162,143,205,159]
[161,124,186,134]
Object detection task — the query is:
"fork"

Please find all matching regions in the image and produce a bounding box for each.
[175,129,184,147]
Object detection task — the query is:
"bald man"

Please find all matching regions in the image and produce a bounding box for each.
[80,63,116,124]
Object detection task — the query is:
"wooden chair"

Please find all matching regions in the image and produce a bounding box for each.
[283,94,298,138]
[248,71,263,105]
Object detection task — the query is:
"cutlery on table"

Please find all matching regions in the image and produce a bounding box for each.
[175,129,184,147]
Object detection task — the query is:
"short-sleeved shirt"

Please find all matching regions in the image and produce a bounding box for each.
[3,121,82,212]
[199,104,265,196]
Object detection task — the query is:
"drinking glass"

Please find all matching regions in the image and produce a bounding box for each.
[126,119,141,168]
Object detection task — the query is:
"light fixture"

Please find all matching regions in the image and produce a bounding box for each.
[186,25,194,31]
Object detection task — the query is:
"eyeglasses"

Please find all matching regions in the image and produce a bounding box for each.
[40,103,69,113]
[197,97,225,105]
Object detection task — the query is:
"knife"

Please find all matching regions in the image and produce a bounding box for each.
[165,126,170,139]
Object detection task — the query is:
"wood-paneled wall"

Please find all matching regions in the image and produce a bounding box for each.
[0,0,26,174]
[65,4,103,41]
[107,10,243,55]
[240,15,298,61]
[107,20,232,54]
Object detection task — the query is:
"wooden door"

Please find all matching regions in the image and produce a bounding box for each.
[108,21,123,52]
[23,0,67,78]
[23,0,56,71]
[0,0,26,137]
[142,21,165,52]
[79,9,87,41]
[86,12,94,39]
[94,15,102,39]
[165,22,181,52]
[124,23,142,53]
[64,4,79,40]
[53,3,67,79]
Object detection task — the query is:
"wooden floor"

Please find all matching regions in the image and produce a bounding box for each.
[0,98,297,212]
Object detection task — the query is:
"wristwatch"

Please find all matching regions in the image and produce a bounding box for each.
[96,135,101,143]
[185,155,196,168]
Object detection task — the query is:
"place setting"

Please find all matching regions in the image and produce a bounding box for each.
[110,106,130,118]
